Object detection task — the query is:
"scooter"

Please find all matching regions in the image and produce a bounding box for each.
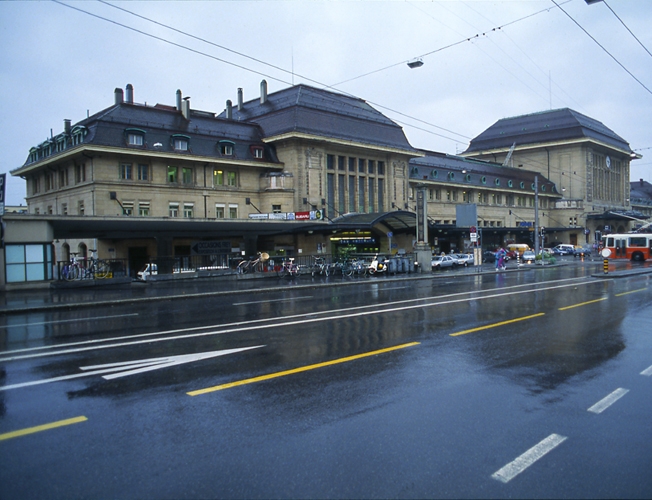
[367,254,389,274]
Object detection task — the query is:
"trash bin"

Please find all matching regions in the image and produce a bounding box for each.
[401,257,410,273]
[388,257,399,274]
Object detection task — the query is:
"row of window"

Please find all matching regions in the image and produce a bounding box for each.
[116,202,240,219]
[327,155,386,176]
[118,163,239,187]
[125,129,264,159]
[418,168,551,191]
[426,188,550,209]
[32,164,87,194]
[432,220,505,227]
[28,127,88,163]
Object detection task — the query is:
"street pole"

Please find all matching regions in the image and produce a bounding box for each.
[534,176,540,256]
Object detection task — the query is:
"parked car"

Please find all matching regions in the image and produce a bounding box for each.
[432,255,457,270]
[573,246,590,257]
[552,244,574,255]
[483,251,496,263]
[454,253,474,266]
[521,250,537,264]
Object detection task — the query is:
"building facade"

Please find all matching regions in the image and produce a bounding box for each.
[462,108,642,244]
[7,85,642,286]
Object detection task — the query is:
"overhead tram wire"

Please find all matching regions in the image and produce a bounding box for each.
[96,0,324,90]
[603,1,652,60]
[51,0,294,87]
[331,1,573,88]
[56,0,471,143]
[550,0,652,96]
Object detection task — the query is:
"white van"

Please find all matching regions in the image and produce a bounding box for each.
[553,244,575,255]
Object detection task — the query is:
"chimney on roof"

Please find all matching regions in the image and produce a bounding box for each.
[64,119,71,135]
[237,88,243,111]
[114,88,124,105]
[176,89,182,111]
[260,80,267,104]
[226,100,233,120]
[642,179,645,186]
[182,96,190,120]
[125,84,134,104]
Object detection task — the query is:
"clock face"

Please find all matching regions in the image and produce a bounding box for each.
[606,156,611,169]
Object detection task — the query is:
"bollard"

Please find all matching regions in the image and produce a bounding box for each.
[603,259,609,274]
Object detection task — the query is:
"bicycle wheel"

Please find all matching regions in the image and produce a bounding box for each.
[95,261,110,279]
[67,265,80,281]
[277,266,288,278]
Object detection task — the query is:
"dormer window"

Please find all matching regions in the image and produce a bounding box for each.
[125,128,146,146]
[251,146,264,159]
[171,134,190,151]
[219,140,235,156]
[70,125,88,146]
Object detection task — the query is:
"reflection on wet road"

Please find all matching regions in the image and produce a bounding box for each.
[1,266,651,499]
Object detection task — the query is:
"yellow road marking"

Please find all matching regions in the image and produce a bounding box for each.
[449,313,545,337]
[0,416,87,442]
[558,298,607,310]
[188,342,420,396]
[615,288,647,297]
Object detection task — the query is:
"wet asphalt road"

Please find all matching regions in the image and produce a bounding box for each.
[1,261,651,499]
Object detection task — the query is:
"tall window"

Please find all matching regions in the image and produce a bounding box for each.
[358,177,365,212]
[182,167,193,185]
[338,156,345,171]
[368,178,375,212]
[120,163,132,180]
[61,203,68,215]
[139,202,150,216]
[215,203,225,218]
[227,171,237,186]
[122,201,133,216]
[214,169,224,186]
[348,157,355,172]
[348,176,355,212]
[327,154,335,170]
[358,158,365,173]
[59,169,68,187]
[167,166,178,183]
[75,163,86,183]
[377,161,385,175]
[229,204,238,219]
[169,202,179,217]
[138,164,149,181]
[183,203,194,218]
[78,200,85,215]
[378,178,384,211]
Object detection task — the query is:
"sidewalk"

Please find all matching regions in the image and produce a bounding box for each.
[1,260,649,315]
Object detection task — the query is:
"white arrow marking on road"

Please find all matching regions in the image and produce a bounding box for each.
[0,346,265,391]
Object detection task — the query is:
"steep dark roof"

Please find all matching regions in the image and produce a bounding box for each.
[630,179,652,204]
[18,101,280,169]
[409,150,559,195]
[464,108,631,154]
[219,84,418,154]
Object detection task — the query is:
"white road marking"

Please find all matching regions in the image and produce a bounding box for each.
[491,434,567,483]
[587,388,629,414]
[233,296,313,306]
[0,346,264,391]
[0,279,597,363]
[0,313,139,329]
[641,365,652,376]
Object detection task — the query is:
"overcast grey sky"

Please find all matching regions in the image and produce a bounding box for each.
[1,0,650,206]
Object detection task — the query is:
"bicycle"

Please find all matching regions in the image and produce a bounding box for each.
[84,249,111,279]
[277,258,301,278]
[62,253,82,281]
[237,252,269,274]
[311,256,329,277]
